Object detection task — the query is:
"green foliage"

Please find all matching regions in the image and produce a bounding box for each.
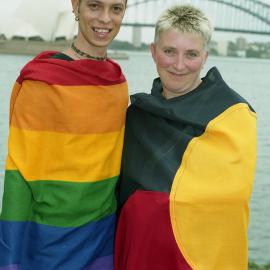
[109,40,149,51]
[249,261,270,270]
[246,49,261,58]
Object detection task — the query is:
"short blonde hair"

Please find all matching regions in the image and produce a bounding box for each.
[154,5,213,48]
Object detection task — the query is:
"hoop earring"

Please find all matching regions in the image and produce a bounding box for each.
[75,16,79,21]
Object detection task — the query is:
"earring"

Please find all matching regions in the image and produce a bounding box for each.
[75,16,79,21]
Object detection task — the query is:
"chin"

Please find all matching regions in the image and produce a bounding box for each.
[91,40,112,48]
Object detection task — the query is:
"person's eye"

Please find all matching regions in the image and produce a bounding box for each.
[164,49,175,56]
[88,3,100,10]
[186,51,199,58]
[112,5,124,14]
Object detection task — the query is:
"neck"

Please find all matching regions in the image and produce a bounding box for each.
[71,42,107,61]
[74,36,107,58]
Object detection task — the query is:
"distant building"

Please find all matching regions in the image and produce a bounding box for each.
[216,41,229,56]
[0,34,6,41]
[209,40,219,55]
[53,12,77,41]
[12,20,44,41]
[132,26,142,48]
[236,37,247,51]
[0,0,76,42]
[235,50,246,58]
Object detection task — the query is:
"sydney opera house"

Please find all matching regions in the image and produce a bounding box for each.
[0,0,77,42]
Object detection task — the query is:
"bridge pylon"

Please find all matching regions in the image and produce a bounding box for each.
[132,26,142,48]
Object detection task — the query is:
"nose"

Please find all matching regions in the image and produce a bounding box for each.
[174,54,185,71]
[98,9,111,24]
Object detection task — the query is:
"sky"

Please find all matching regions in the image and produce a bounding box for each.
[0,0,270,44]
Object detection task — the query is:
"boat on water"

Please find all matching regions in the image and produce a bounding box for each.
[108,50,129,60]
[0,39,129,60]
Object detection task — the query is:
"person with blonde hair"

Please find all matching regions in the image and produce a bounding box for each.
[0,0,128,269]
[114,4,256,270]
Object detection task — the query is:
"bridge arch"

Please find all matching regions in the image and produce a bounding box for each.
[125,0,270,34]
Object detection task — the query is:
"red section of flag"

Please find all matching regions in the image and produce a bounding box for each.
[114,190,192,270]
[17,51,126,86]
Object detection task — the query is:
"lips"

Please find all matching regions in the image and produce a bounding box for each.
[168,71,185,77]
[92,27,112,40]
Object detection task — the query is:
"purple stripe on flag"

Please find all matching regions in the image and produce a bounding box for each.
[0,265,20,270]
[84,255,113,270]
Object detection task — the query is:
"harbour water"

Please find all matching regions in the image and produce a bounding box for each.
[0,52,269,264]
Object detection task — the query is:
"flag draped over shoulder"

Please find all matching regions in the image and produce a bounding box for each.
[0,51,128,270]
[115,67,257,270]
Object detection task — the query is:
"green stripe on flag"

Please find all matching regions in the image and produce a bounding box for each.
[1,170,118,227]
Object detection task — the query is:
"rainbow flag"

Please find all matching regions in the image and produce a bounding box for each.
[115,67,257,270]
[0,51,128,269]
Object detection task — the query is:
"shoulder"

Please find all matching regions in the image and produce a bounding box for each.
[203,67,255,113]
[18,51,61,82]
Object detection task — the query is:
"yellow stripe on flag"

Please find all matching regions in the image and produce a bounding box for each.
[6,127,125,182]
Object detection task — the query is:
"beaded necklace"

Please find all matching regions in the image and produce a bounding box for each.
[71,42,107,61]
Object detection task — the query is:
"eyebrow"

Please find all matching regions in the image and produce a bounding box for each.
[186,49,200,52]
[86,0,125,5]
[163,47,177,53]
[162,46,176,49]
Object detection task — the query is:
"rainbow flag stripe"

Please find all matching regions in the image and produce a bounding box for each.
[0,51,128,269]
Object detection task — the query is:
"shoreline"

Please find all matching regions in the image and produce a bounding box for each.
[0,40,129,59]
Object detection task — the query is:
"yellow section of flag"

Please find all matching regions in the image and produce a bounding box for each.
[6,126,125,182]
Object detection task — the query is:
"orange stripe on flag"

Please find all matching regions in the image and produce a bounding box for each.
[10,80,128,134]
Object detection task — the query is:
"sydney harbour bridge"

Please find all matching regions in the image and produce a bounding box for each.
[122,0,270,46]
[1,0,269,45]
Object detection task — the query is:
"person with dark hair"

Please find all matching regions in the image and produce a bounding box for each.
[0,1,128,269]
[115,4,256,270]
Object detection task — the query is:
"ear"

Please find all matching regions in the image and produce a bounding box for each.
[71,0,80,15]
[150,43,157,63]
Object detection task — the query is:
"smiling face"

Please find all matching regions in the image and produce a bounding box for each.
[150,29,208,99]
[72,0,126,55]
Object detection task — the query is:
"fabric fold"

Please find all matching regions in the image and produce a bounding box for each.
[0,51,128,269]
[115,67,256,270]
